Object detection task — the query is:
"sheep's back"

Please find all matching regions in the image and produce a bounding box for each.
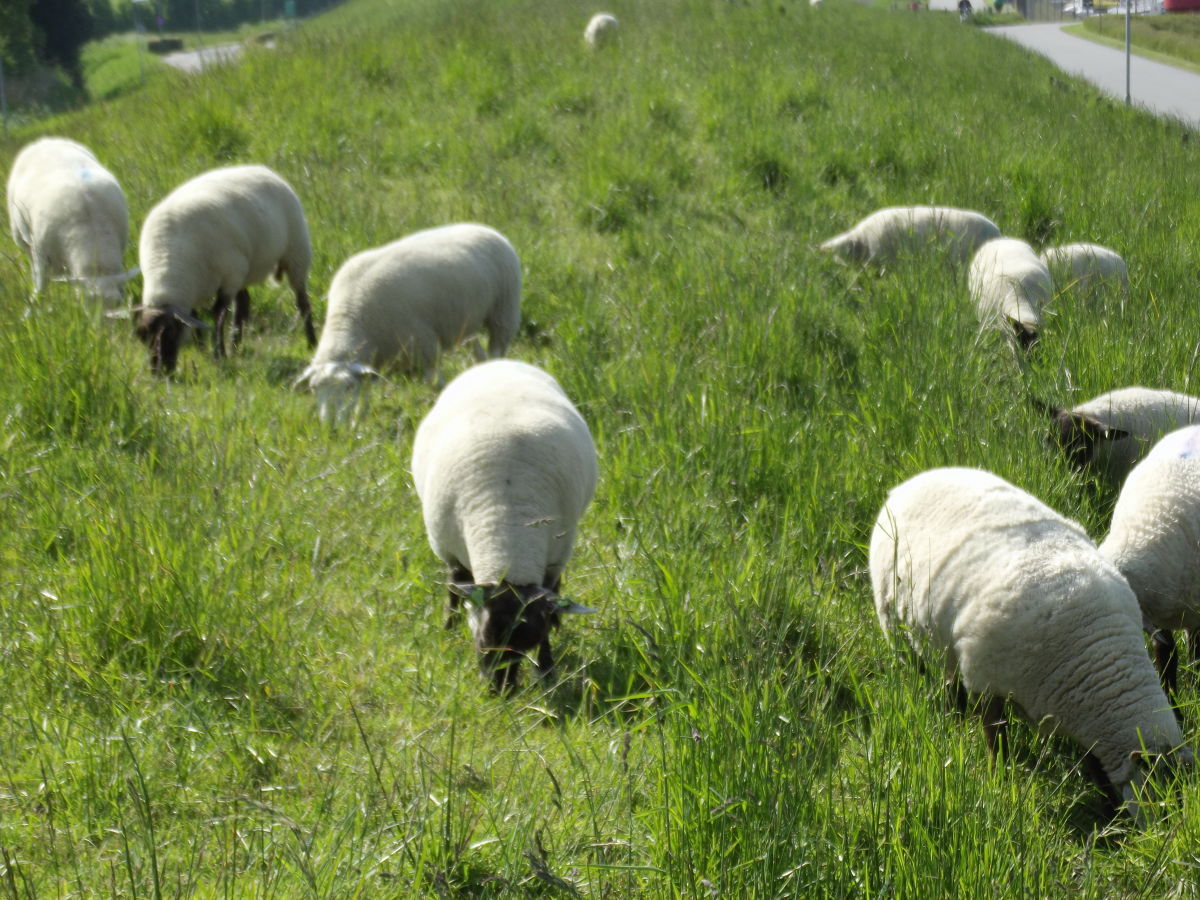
[140,166,309,307]
[318,224,519,368]
[1102,425,1200,628]
[412,361,596,584]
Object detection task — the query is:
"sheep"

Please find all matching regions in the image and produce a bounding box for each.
[1038,387,1200,482]
[410,359,597,692]
[818,205,1001,267]
[1039,242,1129,302]
[1100,425,1200,697]
[870,466,1192,821]
[131,164,316,374]
[6,136,136,303]
[968,237,1051,349]
[584,13,619,47]
[293,223,521,424]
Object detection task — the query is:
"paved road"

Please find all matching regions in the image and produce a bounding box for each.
[989,23,1200,128]
[160,43,244,74]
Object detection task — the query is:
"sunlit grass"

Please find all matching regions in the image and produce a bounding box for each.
[2,0,1200,893]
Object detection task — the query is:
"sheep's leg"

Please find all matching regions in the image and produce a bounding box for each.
[535,638,554,679]
[446,563,471,629]
[211,290,231,358]
[30,254,46,298]
[232,289,251,350]
[294,286,317,348]
[1081,751,1120,819]
[979,695,1008,765]
[1152,627,1179,698]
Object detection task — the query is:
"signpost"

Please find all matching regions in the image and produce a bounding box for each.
[1125,1,1132,105]
[1,55,8,139]
[133,0,150,85]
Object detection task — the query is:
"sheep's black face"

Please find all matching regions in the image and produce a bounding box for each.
[1049,412,1129,470]
[469,584,559,692]
[136,308,184,375]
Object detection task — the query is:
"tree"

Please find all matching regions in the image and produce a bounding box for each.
[0,0,39,76]
[29,0,95,88]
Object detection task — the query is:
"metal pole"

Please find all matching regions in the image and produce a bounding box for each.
[133,3,146,85]
[1125,2,1131,105]
[0,56,8,140]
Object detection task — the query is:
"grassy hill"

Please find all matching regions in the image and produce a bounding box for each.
[3,0,1200,894]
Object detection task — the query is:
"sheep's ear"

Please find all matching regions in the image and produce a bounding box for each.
[172,309,209,330]
[104,307,136,320]
[449,583,486,608]
[555,597,596,615]
[292,364,318,391]
[347,363,383,380]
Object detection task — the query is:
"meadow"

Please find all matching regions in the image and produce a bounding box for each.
[3,0,1200,894]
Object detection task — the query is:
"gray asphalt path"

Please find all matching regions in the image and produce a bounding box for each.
[989,23,1200,128]
[160,43,243,74]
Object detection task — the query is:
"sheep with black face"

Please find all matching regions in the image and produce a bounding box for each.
[133,165,316,374]
[411,360,598,691]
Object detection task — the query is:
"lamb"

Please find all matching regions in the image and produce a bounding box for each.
[6,136,135,303]
[410,359,597,692]
[1039,242,1129,301]
[818,205,1000,267]
[870,466,1191,821]
[131,164,316,374]
[584,13,619,47]
[1038,387,1200,481]
[1100,425,1200,696]
[968,237,1051,348]
[293,223,521,424]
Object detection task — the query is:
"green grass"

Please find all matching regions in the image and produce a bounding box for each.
[1071,12,1200,71]
[3,0,1200,893]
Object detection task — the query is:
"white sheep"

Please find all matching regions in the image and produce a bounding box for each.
[1039,242,1129,302]
[410,359,597,691]
[818,205,1001,267]
[1039,387,1200,481]
[1100,425,1200,696]
[5,136,136,303]
[131,164,316,374]
[870,466,1191,821]
[293,223,522,424]
[968,237,1051,348]
[584,13,619,47]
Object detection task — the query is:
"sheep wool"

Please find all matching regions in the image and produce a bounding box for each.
[136,164,315,374]
[584,13,619,47]
[1048,387,1200,480]
[818,205,1001,267]
[411,360,597,689]
[968,237,1051,348]
[6,136,132,302]
[1039,242,1129,301]
[1101,425,1200,634]
[870,466,1188,817]
[295,223,521,424]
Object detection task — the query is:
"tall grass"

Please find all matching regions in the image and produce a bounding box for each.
[2,0,1200,894]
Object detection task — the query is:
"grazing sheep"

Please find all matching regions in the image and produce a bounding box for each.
[293,223,521,424]
[584,13,619,47]
[870,466,1191,821]
[1100,425,1200,695]
[6,136,135,303]
[132,165,316,374]
[818,205,1001,267]
[1040,242,1129,301]
[1039,387,1200,481]
[411,360,597,692]
[968,237,1051,348]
